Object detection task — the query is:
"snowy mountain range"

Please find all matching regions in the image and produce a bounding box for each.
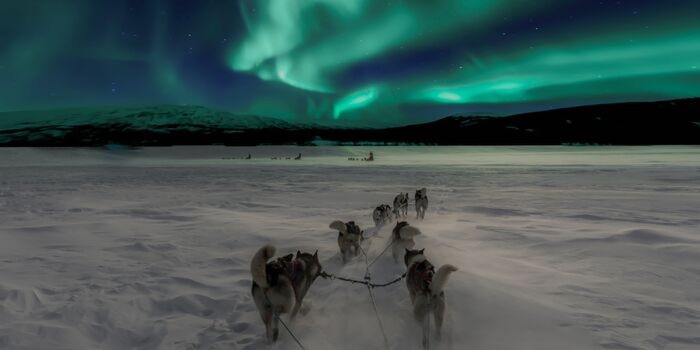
[0,99,698,146]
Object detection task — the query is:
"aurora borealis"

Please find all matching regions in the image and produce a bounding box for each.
[1,0,699,125]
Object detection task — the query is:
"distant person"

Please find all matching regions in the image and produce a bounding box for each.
[294,153,302,160]
[365,151,374,161]
[245,153,251,160]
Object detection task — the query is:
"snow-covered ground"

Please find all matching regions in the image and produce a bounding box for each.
[1,146,699,350]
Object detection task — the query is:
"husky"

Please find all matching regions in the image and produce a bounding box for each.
[393,192,409,219]
[372,204,393,227]
[404,248,458,346]
[390,221,422,263]
[251,245,322,342]
[329,220,364,263]
[415,188,428,219]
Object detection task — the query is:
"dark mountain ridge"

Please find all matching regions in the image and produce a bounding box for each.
[0,99,698,146]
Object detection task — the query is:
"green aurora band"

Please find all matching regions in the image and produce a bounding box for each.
[1,1,699,124]
[229,0,700,121]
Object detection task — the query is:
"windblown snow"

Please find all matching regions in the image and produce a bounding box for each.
[0,146,699,350]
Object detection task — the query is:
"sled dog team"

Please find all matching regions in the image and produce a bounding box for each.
[250,187,457,346]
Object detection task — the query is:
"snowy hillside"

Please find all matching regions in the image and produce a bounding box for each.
[0,105,301,145]
[0,105,297,130]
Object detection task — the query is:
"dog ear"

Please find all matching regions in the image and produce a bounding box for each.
[405,248,410,253]
[296,250,301,258]
[419,248,425,254]
[313,250,318,259]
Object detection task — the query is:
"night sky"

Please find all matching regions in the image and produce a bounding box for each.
[1,0,699,125]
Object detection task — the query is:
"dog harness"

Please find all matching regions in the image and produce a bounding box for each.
[266,257,307,298]
[345,221,362,235]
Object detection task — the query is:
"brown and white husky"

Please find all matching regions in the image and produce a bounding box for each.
[404,248,458,346]
[391,221,422,263]
[250,245,322,342]
[330,220,364,263]
[415,188,428,219]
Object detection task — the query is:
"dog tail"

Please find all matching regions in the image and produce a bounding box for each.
[251,245,275,288]
[330,220,347,234]
[398,225,422,240]
[431,264,458,297]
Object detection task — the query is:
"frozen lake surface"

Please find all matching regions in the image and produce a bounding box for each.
[1,146,699,350]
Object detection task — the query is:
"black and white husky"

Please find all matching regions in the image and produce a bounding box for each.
[404,248,458,346]
[391,221,422,263]
[415,188,428,219]
[372,204,393,227]
[330,220,364,263]
[251,245,322,342]
[393,192,409,219]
